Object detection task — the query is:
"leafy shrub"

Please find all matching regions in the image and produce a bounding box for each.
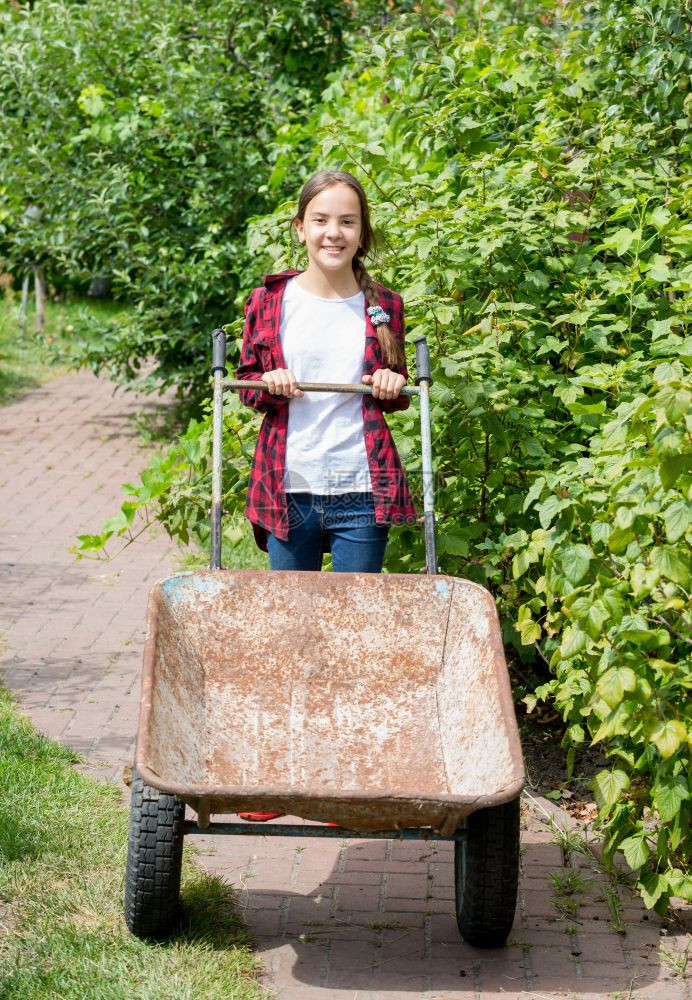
[516,356,690,910]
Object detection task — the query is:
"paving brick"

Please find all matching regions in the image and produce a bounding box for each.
[375,972,430,992]
[349,908,424,929]
[278,990,375,1000]
[529,944,581,981]
[384,895,453,915]
[333,883,382,913]
[285,898,338,927]
[521,888,558,917]
[322,870,385,886]
[521,843,565,867]
[384,872,430,898]
[247,909,284,938]
[429,915,466,944]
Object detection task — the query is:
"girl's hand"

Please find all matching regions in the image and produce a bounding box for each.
[262,368,304,398]
[362,369,405,400]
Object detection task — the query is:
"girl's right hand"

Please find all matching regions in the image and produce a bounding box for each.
[262,368,304,398]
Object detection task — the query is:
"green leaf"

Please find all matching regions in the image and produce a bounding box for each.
[650,206,671,229]
[601,590,623,624]
[566,723,585,746]
[650,720,688,760]
[415,236,434,260]
[75,533,110,552]
[536,495,570,529]
[439,531,468,556]
[517,617,541,645]
[667,869,692,902]
[618,613,651,643]
[608,525,635,555]
[597,667,637,709]
[561,544,593,585]
[101,511,129,534]
[77,83,109,117]
[643,254,671,282]
[512,542,539,579]
[567,399,606,416]
[602,227,635,255]
[619,834,650,869]
[652,775,689,822]
[591,703,632,743]
[660,454,690,489]
[592,768,630,810]
[522,269,550,291]
[560,625,588,659]
[658,384,692,423]
[663,500,690,543]
[523,477,546,512]
[585,600,610,640]
[591,521,611,545]
[653,361,684,384]
[638,871,667,909]
[650,546,690,588]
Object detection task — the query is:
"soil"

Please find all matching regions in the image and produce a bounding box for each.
[511,662,607,826]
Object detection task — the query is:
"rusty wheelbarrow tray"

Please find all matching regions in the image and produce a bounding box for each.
[124,333,524,949]
[135,569,523,830]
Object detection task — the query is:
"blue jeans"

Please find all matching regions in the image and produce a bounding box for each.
[267,492,389,573]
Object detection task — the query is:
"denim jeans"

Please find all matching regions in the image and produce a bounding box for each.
[267,492,389,573]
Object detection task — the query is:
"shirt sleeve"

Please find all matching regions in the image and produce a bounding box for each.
[235,287,288,413]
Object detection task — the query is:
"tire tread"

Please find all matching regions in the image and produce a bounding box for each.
[455,797,520,948]
[124,771,185,939]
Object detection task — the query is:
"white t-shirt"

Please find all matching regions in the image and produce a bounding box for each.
[279,277,371,494]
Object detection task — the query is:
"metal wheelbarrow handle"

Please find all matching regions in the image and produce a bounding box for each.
[209,328,437,573]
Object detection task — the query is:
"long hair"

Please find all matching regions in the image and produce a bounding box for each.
[293,170,405,370]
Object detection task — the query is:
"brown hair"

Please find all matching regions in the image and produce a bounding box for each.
[293,170,405,370]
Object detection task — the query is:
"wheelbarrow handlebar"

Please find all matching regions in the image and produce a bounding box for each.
[222,378,420,396]
[210,327,437,573]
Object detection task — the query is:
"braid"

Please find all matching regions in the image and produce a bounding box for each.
[352,258,405,370]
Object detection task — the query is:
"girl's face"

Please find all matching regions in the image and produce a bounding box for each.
[294,183,363,275]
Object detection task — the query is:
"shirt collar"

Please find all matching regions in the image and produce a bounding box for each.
[262,269,302,286]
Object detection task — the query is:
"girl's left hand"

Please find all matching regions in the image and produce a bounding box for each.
[362,369,405,400]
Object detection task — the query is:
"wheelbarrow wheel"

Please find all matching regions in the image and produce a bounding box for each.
[454,796,520,948]
[124,769,185,939]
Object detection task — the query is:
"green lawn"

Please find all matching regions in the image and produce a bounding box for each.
[0,293,129,406]
[0,689,266,1000]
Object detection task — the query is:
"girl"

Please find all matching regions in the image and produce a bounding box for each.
[236,169,417,574]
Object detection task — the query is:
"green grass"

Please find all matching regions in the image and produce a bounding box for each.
[0,688,266,1000]
[0,293,130,405]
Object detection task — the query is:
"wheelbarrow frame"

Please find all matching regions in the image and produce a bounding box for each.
[124,329,524,948]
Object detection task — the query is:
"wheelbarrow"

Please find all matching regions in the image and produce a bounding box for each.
[124,331,524,948]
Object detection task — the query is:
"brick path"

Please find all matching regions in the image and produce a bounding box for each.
[1,371,689,999]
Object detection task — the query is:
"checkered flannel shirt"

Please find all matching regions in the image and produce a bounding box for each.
[236,270,418,549]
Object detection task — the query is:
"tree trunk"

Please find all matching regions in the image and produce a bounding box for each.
[33,264,46,331]
[19,272,30,335]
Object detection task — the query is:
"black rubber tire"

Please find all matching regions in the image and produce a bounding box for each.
[124,769,185,939]
[454,796,520,947]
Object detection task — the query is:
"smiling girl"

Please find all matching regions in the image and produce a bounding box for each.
[236,169,417,572]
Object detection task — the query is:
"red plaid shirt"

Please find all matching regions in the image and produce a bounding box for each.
[236,269,418,549]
